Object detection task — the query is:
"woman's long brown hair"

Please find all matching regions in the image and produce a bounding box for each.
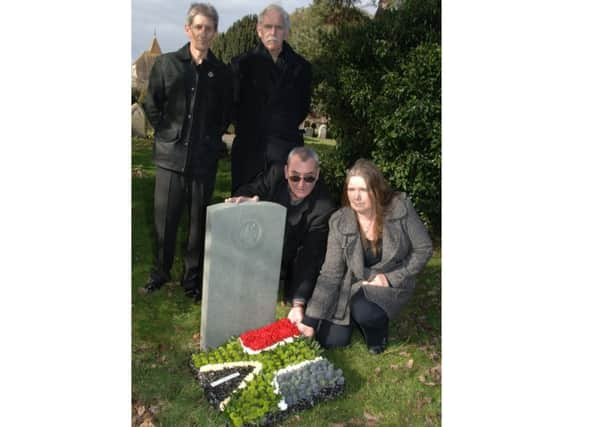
[341,159,395,254]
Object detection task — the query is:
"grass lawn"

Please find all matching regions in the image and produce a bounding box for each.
[303,136,336,147]
[132,137,441,426]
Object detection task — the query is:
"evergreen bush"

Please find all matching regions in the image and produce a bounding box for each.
[316,0,441,235]
[212,15,259,64]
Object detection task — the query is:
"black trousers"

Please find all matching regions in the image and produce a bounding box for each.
[230,138,262,193]
[312,289,389,349]
[280,243,302,302]
[150,167,215,291]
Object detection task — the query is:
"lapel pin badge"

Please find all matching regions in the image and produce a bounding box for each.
[208,71,214,78]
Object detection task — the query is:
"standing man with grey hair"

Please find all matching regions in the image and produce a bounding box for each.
[225,146,335,317]
[230,4,312,193]
[142,3,232,301]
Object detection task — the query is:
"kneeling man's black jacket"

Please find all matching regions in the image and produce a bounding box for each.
[234,165,336,301]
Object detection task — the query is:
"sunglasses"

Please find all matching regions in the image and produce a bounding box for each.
[288,175,317,183]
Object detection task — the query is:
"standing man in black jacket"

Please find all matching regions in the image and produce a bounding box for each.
[142,3,232,301]
[230,4,312,193]
[225,147,336,316]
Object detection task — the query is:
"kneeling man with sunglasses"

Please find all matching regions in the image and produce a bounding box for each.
[225,146,336,311]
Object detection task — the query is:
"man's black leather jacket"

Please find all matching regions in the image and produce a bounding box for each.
[143,43,232,173]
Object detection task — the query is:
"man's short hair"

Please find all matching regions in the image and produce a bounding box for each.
[258,4,290,31]
[287,146,320,167]
[187,3,219,31]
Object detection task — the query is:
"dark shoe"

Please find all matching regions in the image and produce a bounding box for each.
[367,336,388,355]
[143,277,165,294]
[181,276,201,302]
[368,344,386,355]
[184,288,202,302]
[357,324,388,355]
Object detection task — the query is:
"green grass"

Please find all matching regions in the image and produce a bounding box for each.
[132,136,441,426]
[304,136,336,147]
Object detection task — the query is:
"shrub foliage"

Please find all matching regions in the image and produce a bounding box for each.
[316,0,441,235]
[212,15,259,64]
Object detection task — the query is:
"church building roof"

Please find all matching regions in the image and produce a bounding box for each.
[132,34,162,84]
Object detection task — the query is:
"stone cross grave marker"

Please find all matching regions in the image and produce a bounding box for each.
[200,201,286,350]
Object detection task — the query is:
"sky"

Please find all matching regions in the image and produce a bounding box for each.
[132,0,376,61]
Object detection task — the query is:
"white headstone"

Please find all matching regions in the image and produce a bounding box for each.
[318,124,327,139]
[200,201,286,350]
[132,103,147,137]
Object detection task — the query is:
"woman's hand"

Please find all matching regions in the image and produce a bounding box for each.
[297,323,315,338]
[287,306,304,325]
[362,273,389,287]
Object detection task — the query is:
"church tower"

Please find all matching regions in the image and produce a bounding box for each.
[132,33,163,89]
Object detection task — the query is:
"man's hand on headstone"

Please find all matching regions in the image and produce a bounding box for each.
[224,195,259,204]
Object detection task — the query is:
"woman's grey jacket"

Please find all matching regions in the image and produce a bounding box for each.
[304,193,433,325]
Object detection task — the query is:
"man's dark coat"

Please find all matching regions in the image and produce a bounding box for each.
[230,41,312,191]
[234,165,335,301]
[140,43,232,290]
[143,44,232,173]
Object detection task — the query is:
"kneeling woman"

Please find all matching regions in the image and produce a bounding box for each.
[290,159,433,354]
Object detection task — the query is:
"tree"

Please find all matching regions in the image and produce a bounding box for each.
[212,15,259,63]
[289,1,368,64]
[288,1,369,116]
[316,0,441,235]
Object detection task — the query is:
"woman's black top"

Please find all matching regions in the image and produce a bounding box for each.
[361,235,382,267]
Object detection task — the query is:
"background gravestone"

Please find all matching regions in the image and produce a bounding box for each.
[131,103,147,137]
[318,124,327,139]
[200,201,286,350]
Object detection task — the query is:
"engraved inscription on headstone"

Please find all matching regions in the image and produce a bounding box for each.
[237,220,262,249]
[200,202,286,350]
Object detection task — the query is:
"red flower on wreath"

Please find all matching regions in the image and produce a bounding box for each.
[240,318,301,351]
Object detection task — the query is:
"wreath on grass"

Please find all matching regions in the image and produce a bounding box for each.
[191,318,345,426]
